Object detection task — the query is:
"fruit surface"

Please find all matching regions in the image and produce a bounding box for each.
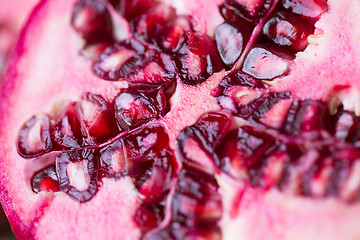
[2,0,360,239]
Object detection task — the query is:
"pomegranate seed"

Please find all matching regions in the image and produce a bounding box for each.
[139,150,175,199]
[117,0,158,21]
[100,137,154,180]
[213,71,268,113]
[186,31,212,56]
[282,0,328,19]
[220,0,274,24]
[177,112,232,169]
[31,166,60,193]
[280,100,331,135]
[242,46,293,80]
[175,32,222,85]
[77,93,119,143]
[71,0,113,43]
[51,103,90,149]
[168,166,222,238]
[261,151,289,188]
[17,114,52,158]
[309,158,333,197]
[134,204,164,230]
[114,88,167,131]
[100,123,170,187]
[219,126,278,178]
[130,4,176,43]
[333,110,360,143]
[215,22,251,69]
[129,50,176,84]
[214,70,267,95]
[262,11,314,51]
[93,39,146,81]
[122,123,170,161]
[155,16,194,53]
[100,139,129,178]
[236,91,291,121]
[56,148,99,202]
[94,39,176,84]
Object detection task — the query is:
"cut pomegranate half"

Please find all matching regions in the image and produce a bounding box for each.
[3,0,360,239]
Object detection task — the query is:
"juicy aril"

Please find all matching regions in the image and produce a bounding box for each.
[1,0,360,239]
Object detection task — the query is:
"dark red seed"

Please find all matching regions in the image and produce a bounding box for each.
[214,71,290,119]
[114,88,167,131]
[281,100,331,135]
[242,45,293,80]
[117,0,158,21]
[92,39,146,81]
[262,11,314,51]
[130,4,176,43]
[51,103,89,149]
[56,148,99,202]
[100,138,153,179]
[31,166,60,193]
[301,156,332,197]
[333,110,360,143]
[144,164,222,238]
[100,139,129,178]
[236,92,291,121]
[127,49,176,84]
[260,150,289,188]
[176,166,220,200]
[93,39,176,84]
[175,32,222,85]
[186,31,210,56]
[100,123,169,183]
[139,150,175,199]
[71,0,113,43]
[282,0,328,19]
[177,112,232,169]
[220,0,274,24]
[213,71,267,113]
[17,114,52,158]
[77,93,119,143]
[190,112,232,150]
[134,204,164,230]
[155,16,194,53]
[215,22,251,69]
[122,123,170,161]
[214,70,267,95]
[217,127,277,178]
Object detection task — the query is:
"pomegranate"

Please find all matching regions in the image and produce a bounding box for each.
[1,0,360,239]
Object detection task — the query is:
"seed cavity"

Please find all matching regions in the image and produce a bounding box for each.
[17,114,52,158]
